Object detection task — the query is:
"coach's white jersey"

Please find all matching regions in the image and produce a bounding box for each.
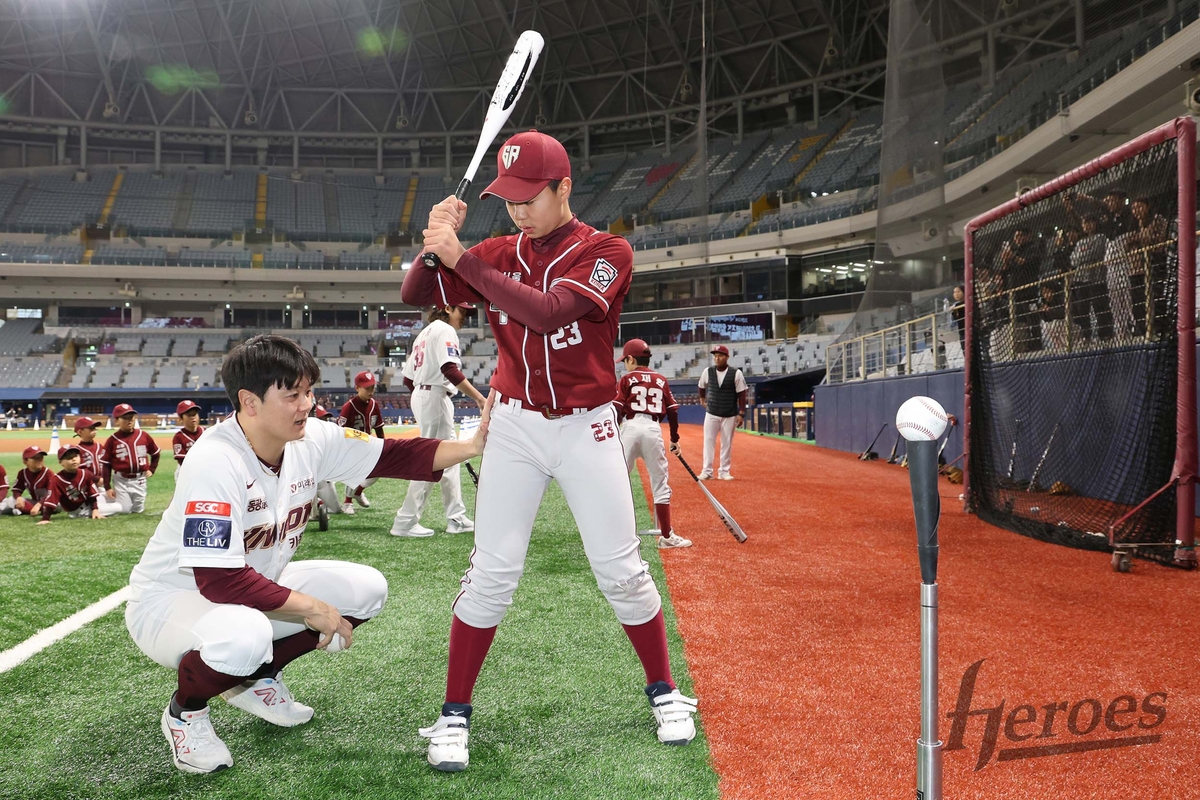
[128,415,384,602]
[403,319,462,393]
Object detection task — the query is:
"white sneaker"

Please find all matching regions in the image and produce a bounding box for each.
[342,502,356,515]
[419,706,471,772]
[718,473,734,481]
[391,520,434,537]
[354,492,371,508]
[221,675,314,727]
[697,472,713,481]
[161,704,233,774]
[646,683,698,745]
[446,517,474,534]
[658,532,693,549]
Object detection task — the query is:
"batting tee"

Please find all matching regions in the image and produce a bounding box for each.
[963,116,1196,567]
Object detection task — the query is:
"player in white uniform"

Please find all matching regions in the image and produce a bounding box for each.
[124,335,489,774]
[697,345,748,480]
[392,303,486,537]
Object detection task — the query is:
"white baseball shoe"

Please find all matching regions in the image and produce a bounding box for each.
[161,703,234,774]
[646,682,698,745]
[718,473,734,481]
[341,502,356,515]
[419,704,471,772]
[658,532,693,549]
[391,520,434,537]
[221,675,314,727]
[697,472,713,481]
[354,492,371,508]
[446,516,475,534]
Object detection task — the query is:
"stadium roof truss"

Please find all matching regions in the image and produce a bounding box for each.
[0,0,1164,147]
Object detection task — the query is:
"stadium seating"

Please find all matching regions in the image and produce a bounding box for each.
[0,180,23,220]
[92,244,168,266]
[177,248,253,268]
[0,319,59,356]
[0,241,85,264]
[17,173,112,230]
[0,357,61,388]
[187,172,256,233]
[112,172,183,230]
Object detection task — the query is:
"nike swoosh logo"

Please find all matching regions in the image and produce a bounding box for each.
[246,481,256,490]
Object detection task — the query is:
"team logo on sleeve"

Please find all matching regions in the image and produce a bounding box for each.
[344,428,370,441]
[447,342,461,358]
[183,501,232,550]
[502,145,521,169]
[589,258,618,292]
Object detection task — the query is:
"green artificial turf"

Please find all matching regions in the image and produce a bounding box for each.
[0,452,718,800]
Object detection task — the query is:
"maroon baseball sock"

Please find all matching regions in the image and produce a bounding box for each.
[344,495,353,504]
[444,615,497,705]
[263,616,370,676]
[354,486,364,496]
[173,650,252,713]
[655,503,672,536]
[622,609,674,688]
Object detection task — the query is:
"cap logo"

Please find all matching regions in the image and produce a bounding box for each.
[502,145,521,170]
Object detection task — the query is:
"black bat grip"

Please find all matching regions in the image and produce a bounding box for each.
[906,439,941,584]
[422,178,473,269]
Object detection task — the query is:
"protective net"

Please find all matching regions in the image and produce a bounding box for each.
[965,126,1194,565]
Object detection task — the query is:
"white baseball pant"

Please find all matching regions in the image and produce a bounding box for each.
[316,480,344,512]
[453,396,661,629]
[65,494,123,518]
[620,415,671,504]
[125,560,388,676]
[112,472,148,513]
[394,387,466,529]
[701,413,738,478]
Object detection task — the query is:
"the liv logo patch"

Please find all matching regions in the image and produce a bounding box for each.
[947,659,1167,770]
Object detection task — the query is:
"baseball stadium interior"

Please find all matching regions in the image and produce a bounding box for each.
[4,0,1200,797]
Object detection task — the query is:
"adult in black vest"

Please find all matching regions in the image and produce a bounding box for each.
[696,345,747,480]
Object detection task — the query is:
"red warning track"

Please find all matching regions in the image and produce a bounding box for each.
[640,426,1200,799]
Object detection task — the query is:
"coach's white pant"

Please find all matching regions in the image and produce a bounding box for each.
[316,480,344,512]
[621,415,671,504]
[111,472,147,514]
[702,413,738,477]
[125,560,388,676]
[454,397,661,629]
[394,387,466,528]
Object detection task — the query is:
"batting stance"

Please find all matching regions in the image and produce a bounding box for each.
[124,335,489,774]
[614,339,690,549]
[406,130,698,773]
[392,302,485,537]
[337,371,385,514]
[103,404,160,514]
[697,345,747,481]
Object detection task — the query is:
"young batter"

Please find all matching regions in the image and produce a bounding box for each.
[124,335,489,774]
[392,302,485,537]
[404,130,698,773]
[614,339,690,549]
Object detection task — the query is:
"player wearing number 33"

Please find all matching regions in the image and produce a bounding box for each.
[123,335,489,774]
[614,339,690,549]
[405,130,698,772]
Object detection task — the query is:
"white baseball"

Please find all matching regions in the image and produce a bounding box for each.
[896,396,949,442]
[324,632,348,653]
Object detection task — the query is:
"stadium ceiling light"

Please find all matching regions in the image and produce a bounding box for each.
[852,262,867,267]
[873,260,886,264]
[853,267,865,272]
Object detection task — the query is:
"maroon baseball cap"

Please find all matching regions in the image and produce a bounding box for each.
[480,131,572,203]
[112,403,137,418]
[314,404,333,420]
[72,416,99,434]
[57,445,81,461]
[353,371,377,388]
[22,446,47,460]
[711,345,730,356]
[176,400,200,416]
[618,338,652,362]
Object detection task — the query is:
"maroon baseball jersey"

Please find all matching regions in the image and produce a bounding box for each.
[13,466,56,505]
[53,468,100,512]
[338,397,383,435]
[613,368,680,422]
[0,464,8,502]
[103,429,161,477]
[173,427,204,465]
[432,219,633,409]
[75,440,104,474]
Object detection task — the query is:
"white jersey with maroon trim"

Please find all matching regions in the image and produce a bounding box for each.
[127,416,384,603]
[403,319,462,393]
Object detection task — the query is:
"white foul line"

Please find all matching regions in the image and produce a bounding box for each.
[0,586,130,674]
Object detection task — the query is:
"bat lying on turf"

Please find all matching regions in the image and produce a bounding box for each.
[674,452,748,543]
[860,423,887,461]
[422,30,545,270]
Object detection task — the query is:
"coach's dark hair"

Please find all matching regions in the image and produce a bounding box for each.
[222,334,321,411]
[634,355,651,367]
[427,306,452,323]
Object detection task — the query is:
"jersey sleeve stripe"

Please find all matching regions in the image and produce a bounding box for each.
[549,278,610,312]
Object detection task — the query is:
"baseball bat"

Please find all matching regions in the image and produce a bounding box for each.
[936,417,957,464]
[674,452,748,543]
[1026,422,1060,492]
[466,462,480,487]
[906,439,943,800]
[422,30,545,270]
[886,432,902,464]
[859,423,887,461]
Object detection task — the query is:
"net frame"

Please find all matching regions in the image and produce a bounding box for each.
[963,116,1197,567]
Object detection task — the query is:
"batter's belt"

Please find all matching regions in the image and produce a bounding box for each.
[498,393,598,420]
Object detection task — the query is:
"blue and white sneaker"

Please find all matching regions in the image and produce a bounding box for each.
[646,681,698,745]
[420,702,471,771]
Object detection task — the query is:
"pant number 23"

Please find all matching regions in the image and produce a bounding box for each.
[591,419,616,442]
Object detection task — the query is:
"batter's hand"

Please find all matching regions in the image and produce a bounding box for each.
[670,441,681,456]
[428,196,467,230]
[422,196,468,270]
